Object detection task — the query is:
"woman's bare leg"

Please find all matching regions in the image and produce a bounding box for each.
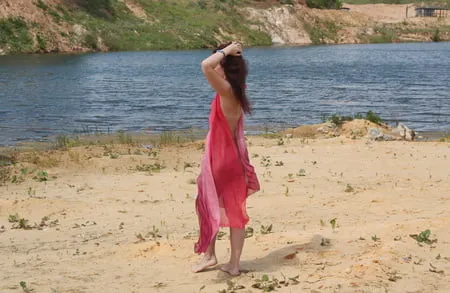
[192,235,218,273]
[220,227,245,276]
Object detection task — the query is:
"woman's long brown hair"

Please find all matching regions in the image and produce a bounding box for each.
[213,42,251,114]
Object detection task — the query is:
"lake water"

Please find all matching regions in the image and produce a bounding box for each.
[0,42,449,145]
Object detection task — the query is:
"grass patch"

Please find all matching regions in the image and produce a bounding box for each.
[73,0,271,51]
[323,111,383,126]
[438,134,450,142]
[35,0,49,11]
[34,170,48,182]
[135,163,165,173]
[36,34,47,51]
[369,26,398,43]
[303,18,340,45]
[0,167,12,186]
[0,17,33,54]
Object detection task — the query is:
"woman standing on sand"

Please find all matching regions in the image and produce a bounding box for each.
[192,42,260,276]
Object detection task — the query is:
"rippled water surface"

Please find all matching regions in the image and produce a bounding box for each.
[1,42,449,145]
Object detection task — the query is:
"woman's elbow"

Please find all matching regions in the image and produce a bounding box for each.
[201,61,211,74]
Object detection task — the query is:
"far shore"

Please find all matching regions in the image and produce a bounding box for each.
[1,120,449,155]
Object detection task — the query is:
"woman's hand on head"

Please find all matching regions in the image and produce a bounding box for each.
[224,42,243,57]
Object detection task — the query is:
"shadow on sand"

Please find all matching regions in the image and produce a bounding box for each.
[213,234,334,281]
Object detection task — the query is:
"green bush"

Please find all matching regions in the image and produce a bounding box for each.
[365,111,383,125]
[328,114,354,126]
[325,111,383,126]
[84,33,99,50]
[307,0,343,9]
[432,29,440,42]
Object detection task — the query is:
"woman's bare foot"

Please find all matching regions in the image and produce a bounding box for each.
[192,255,218,273]
[220,263,240,276]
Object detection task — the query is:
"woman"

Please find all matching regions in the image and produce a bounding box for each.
[192,42,260,276]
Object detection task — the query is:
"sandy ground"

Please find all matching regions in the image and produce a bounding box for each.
[345,3,450,25]
[345,4,410,23]
[0,133,449,293]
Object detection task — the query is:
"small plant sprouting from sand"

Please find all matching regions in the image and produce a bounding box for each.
[251,274,300,291]
[260,156,272,167]
[320,238,331,246]
[260,224,273,235]
[245,226,254,238]
[277,138,284,146]
[284,186,289,196]
[187,178,196,185]
[135,163,165,173]
[320,219,326,227]
[275,160,284,166]
[152,282,167,289]
[8,213,19,223]
[20,281,32,293]
[135,226,163,243]
[251,275,279,291]
[410,229,437,245]
[344,184,354,193]
[183,231,199,240]
[217,231,227,240]
[263,170,272,178]
[9,214,58,230]
[183,162,193,170]
[252,153,259,158]
[27,187,36,197]
[9,214,32,230]
[39,216,59,228]
[329,218,337,231]
[296,169,306,177]
[371,235,380,242]
[33,170,48,182]
[219,280,245,293]
[135,233,146,243]
[147,225,163,240]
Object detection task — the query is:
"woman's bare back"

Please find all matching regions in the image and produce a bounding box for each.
[220,95,242,138]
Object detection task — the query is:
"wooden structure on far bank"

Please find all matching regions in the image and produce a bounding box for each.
[415,7,449,17]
